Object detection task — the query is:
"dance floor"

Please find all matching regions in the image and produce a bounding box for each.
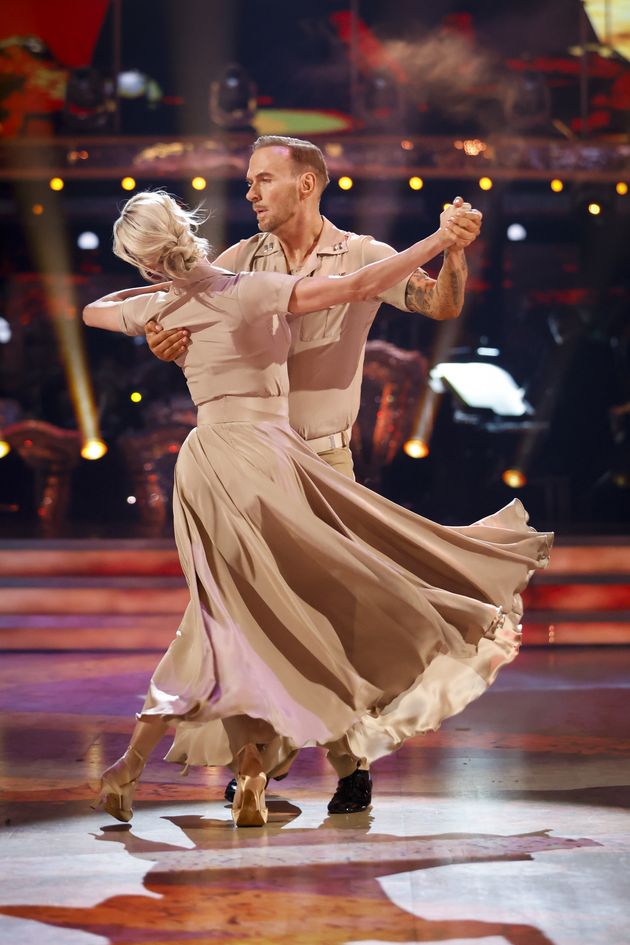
[1,647,629,945]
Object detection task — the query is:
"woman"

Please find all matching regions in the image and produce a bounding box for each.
[85,191,551,827]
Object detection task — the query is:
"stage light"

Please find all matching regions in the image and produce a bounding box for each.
[130,391,142,403]
[476,346,500,357]
[0,441,10,459]
[118,69,148,99]
[121,177,136,191]
[63,67,113,132]
[616,181,628,196]
[325,143,344,158]
[431,362,529,416]
[463,139,487,156]
[403,438,429,459]
[209,63,257,130]
[192,176,207,190]
[550,178,564,192]
[81,438,108,460]
[32,203,44,215]
[126,495,137,505]
[504,72,551,132]
[479,177,493,191]
[0,316,11,343]
[588,201,601,215]
[502,468,527,489]
[408,176,424,191]
[21,180,106,464]
[49,178,64,191]
[338,176,353,190]
[116,69,164,133]
[359,69,405,130]
[77,231,99,250]
[507,223,527,241]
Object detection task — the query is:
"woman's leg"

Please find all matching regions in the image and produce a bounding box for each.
[222,715,271,827]
[95,715,168,822]
[222,715,277,775]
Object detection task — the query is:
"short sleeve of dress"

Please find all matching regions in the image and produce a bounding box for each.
[119,291,170,336]
[234,271,302,322]
[361,237,429,312]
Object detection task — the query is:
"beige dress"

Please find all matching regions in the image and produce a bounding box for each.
[120,266,553,772]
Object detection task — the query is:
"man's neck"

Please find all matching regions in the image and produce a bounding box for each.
[273,210,325,272]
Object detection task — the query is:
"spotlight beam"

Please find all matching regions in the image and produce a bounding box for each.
[405,317,463,456]
[16,184,106,456]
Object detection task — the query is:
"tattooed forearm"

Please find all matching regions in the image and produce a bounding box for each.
[405,248,468,320]
[404,275,436,314]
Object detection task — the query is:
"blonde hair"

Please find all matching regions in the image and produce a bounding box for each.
[113,190,210,281]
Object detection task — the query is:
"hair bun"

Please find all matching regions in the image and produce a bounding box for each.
[161,238,196,279]
[113,190,211,282]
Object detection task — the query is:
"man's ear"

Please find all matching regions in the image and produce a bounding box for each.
[299,171,317,197]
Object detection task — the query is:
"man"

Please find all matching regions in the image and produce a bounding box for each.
[145,135,482,814]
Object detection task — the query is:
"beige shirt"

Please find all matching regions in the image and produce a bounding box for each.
[215,217,420,441]
[119,268,299,407]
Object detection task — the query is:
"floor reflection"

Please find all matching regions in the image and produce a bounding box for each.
[1,648,629,944]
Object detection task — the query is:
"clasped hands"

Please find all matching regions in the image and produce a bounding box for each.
[440,196,482,250]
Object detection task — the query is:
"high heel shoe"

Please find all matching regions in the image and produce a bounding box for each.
[92,746,144,823]
[231,772,268,827]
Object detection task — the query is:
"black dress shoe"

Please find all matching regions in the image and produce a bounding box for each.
[327,769,372,814]
[224,771,288,803]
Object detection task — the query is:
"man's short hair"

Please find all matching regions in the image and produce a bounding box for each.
[252,135,330,195]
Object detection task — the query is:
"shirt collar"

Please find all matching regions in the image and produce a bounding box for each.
[251,216,349,260]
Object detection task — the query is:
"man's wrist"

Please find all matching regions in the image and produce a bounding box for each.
[443,245,466,260]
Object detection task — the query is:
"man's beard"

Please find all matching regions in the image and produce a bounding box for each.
[255,204,293,234]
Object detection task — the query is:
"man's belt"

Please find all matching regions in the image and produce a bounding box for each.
[305,427,352,454]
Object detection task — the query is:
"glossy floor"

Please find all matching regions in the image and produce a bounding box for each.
[1,648,629,945]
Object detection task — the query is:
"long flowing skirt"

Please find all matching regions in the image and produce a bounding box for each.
[141,408,552,771]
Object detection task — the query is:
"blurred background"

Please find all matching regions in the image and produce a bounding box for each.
[1,0,629,541]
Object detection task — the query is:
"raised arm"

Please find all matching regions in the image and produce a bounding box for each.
[404,198,481,320]
[83,282,171,332]
[288,222,457,316]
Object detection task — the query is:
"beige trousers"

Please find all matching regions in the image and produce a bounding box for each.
[315,445,355,480]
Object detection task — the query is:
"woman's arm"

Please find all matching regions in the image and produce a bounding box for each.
[288,223,457,316]
[83,281,171,332]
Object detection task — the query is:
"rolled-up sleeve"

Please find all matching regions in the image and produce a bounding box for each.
[361,237,429,312]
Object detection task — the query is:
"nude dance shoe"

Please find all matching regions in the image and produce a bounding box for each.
[92,746,145,823]
[231,772,268,827]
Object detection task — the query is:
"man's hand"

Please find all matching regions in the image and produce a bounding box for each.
[145,319,191,361]
[440,196,482,250]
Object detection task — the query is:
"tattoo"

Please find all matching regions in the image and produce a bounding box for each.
[405,251,468,320]
[404,271,436,314]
